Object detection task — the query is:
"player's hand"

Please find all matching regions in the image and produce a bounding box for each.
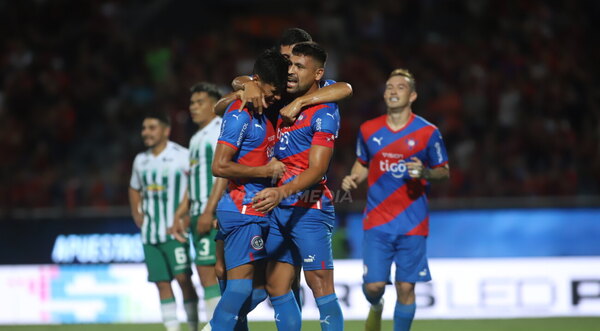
[132,213,144,228]
[168,215,189,243]
[239,81,267,115]
[280,98,303,124]
[341,174,360,191]
[252,187,284,213]
[406,157,424,179]
[196,212,215,235]
[264,158,286,179]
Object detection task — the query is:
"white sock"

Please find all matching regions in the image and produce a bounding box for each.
[204,296,221,322]
[161,300,180,331]
[184,300,199,331]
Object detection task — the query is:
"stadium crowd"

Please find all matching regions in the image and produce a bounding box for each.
[1,0,598,212]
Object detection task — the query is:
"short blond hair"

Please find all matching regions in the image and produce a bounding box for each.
[389,68,416,91]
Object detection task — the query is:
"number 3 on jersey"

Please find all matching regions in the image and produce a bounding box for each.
[278,130,290,150]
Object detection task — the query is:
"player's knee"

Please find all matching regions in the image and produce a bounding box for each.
[363,282,385,297]
[395,281,415,304]
[305,270,334,297]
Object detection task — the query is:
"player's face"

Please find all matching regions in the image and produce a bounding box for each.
[384,75,417,110]
[141,118,169,148]
[189,92,216,125]
[287,54,323,95]
[258,82,281,107]
[280,44,294,59]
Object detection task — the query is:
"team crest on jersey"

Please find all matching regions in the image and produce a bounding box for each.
[251,235,264,250]
[407,139,416,149]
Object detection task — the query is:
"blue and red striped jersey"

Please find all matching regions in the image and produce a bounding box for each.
[216,100,276,217]
[356,113,448,235]
[275,102,340,210]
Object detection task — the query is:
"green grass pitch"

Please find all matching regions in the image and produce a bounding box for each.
[1,318,598,331]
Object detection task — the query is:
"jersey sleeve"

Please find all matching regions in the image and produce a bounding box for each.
[311,103,340,148]
[319,79,337,88]
[425,128,449,168]
[356,129,369,165]
[217,107,251,151]
[129,156,142,190]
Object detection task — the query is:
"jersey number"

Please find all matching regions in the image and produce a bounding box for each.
[198,238,210,256]
[174,247,188,264]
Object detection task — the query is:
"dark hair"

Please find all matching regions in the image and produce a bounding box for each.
[144,110,171,127]
[291,42,327,67]
[189,82,222,100]
[253,49,290,93]
[279,28,312,46]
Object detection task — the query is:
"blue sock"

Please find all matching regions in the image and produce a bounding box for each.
[270,291,301,330]
[293,286,302,311]
[210,279,252,329]
[362,284,384,305]
[394,302,416,331]
[315,293,344,331]
[234,288,268,331]
[219,279,227,293]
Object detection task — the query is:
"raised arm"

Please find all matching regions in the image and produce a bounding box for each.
[280,82,353,122]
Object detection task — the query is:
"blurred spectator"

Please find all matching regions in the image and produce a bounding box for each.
[0,0,598,213]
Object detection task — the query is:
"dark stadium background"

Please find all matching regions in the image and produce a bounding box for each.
[0,0,599,328]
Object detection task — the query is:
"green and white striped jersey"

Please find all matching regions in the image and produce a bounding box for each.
[130,141,189,244]
[188,117,222,216]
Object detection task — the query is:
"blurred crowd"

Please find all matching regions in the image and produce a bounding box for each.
[1,0,599,212]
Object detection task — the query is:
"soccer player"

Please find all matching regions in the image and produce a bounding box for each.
[215,27,352,125]
[129,111,198,331]
[253,42,344,331]
[204,49,289,330]
[170,82,227,325]
[341,69,450,331]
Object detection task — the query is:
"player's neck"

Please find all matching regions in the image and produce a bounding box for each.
[151,140,168,156]
[196,115,216,131]
[386,107,412,130]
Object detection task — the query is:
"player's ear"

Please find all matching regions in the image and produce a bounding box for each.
[410,91,418,103]
[314,67,324,81]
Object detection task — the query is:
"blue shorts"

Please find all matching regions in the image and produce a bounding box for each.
[217,211,268,271]
[362,229,431,284]
[266,206,334,271]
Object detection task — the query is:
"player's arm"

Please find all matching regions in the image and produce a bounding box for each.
[215,77,267,116]
[341,159,369,191]
[196,177,227,234]
[280,82,353,122]
[128,187,143,228]
[169,191,190,242]
[212,143,285,179]
[214,90,243,116]
[252,145,332,212]
[406,158,450,182]
[406,129,450,182]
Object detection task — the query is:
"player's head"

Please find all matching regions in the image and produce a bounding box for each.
[287,42,326,96]
[252,48,290,108]
[384,68,418,111]
[279,28,312,59]
[142,111,171,148]
[189,82,221,125]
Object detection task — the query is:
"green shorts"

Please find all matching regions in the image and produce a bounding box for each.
[143,239,192,282]
[190,214,218,266]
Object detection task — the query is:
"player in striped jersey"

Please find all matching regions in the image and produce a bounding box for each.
[341,69,450,331]
[253,42,344,331]
[204,49,289,331]
[170,82,227,325]
[129,111,198,331]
